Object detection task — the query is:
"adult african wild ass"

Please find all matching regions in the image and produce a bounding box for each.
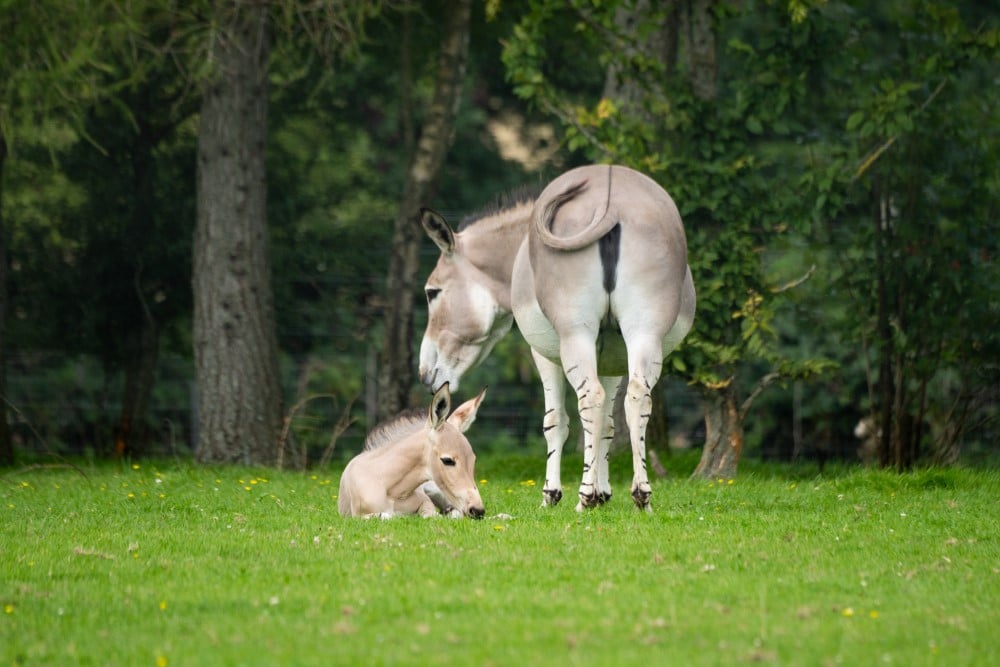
[419,164,695,512]
[338,383,487,519]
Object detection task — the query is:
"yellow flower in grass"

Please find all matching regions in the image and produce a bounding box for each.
[156,656,168,667]
[4,604,13,614]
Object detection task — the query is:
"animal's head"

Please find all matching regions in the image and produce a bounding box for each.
[419,208,513,392]
[425,383,486,519]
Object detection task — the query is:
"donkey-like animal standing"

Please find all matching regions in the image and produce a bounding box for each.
[338,383,486,519]
[419,164,695,512]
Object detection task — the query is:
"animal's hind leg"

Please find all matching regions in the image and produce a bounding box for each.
[533,349,569,507]
[623,335,665,513]
[559,335,606,512]
[595,376,622,504]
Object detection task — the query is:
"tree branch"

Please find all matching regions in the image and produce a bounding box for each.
[739,372,781,422]
[770,264,816,293]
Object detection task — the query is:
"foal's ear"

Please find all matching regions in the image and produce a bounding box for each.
[428,382,452,430]
[448,386,487,434]
[421,208,456,256]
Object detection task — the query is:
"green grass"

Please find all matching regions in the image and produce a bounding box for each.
[2,453,998,666]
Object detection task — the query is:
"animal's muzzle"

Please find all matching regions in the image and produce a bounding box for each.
[468,506,485,520]
[419,367,438,389]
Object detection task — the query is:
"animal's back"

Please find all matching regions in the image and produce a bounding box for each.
[527,164,689,359]
[536,165,684,250]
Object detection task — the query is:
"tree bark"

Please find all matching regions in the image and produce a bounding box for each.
[193,5,282,465]
[0,132,12,465]
[685,0,717,101]
[692,382,742,479]
[377,0,471,420]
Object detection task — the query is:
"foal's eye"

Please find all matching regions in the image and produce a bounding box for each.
[440,457,456,467]
[426,287,442,303]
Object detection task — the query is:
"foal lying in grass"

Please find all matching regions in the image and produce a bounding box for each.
[338,383,486,519]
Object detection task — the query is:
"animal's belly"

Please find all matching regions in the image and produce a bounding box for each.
[515,303,562,361]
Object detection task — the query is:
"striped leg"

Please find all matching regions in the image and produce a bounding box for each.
[558,335,606,512]
[624,336,664,512]
[532,349,569,507]
[595,376,622,504]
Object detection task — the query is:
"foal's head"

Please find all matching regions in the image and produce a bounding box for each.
[425,383,486,519]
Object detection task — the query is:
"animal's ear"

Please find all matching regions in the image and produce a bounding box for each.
[428,381,452,430]
[448,386,487,434]
[421,208,455,256]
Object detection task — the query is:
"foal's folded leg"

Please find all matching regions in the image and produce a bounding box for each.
[421,481,461,518]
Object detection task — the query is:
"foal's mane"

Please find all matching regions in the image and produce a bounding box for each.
[457,185,539,231]
[363,408,426,451]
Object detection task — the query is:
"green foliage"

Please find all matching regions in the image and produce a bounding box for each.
[795,0,999,457]
[2,458,999,665]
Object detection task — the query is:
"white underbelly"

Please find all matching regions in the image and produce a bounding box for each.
[514,300,562,362]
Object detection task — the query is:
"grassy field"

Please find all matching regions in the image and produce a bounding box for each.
[2,452,998,666]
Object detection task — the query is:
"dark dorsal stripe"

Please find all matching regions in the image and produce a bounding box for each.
[599,222,621,293]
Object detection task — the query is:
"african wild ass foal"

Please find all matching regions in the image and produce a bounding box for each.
[338,383,486,519]
[419,164,695,512]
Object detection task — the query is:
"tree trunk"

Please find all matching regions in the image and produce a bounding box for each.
[377,0,471,420]
[685,0,717,101]
[115,317,159,457]
[692,382,742,479]
[872,177,894,468]
[115,115,160,458]
[193,5,282,465]
[0,132,12,465]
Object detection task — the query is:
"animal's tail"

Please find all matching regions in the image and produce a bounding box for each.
[533,170,618,251]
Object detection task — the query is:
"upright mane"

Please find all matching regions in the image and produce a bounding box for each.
[458,185,539,231]
[363,408,426,451]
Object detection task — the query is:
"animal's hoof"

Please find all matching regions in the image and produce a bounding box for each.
[596,490,613,505]
[577,489,600,510]
[542,488,563,507]
[631,484,652,511]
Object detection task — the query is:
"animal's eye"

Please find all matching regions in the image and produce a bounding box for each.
[440,457,456,467]
[426,287,442,303]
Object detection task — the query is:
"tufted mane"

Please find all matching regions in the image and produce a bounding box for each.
[363,408,426,451]
[457,185,539,231]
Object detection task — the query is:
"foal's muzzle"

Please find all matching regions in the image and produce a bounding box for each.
[468,506,485,520]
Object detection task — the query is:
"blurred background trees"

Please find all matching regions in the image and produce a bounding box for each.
[0,0,995,471]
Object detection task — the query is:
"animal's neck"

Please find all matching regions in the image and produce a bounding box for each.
[459,202,532,312]
[375,437,430,501]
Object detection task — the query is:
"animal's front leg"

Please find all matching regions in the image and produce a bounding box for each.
[532,349,569,507]
[595,376,622,504]
[420,481,461,518]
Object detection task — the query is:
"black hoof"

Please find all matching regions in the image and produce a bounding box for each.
[631,487,652,509]
[578,490,600,509]
[596,491,613,505]
[542,488,563,506]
